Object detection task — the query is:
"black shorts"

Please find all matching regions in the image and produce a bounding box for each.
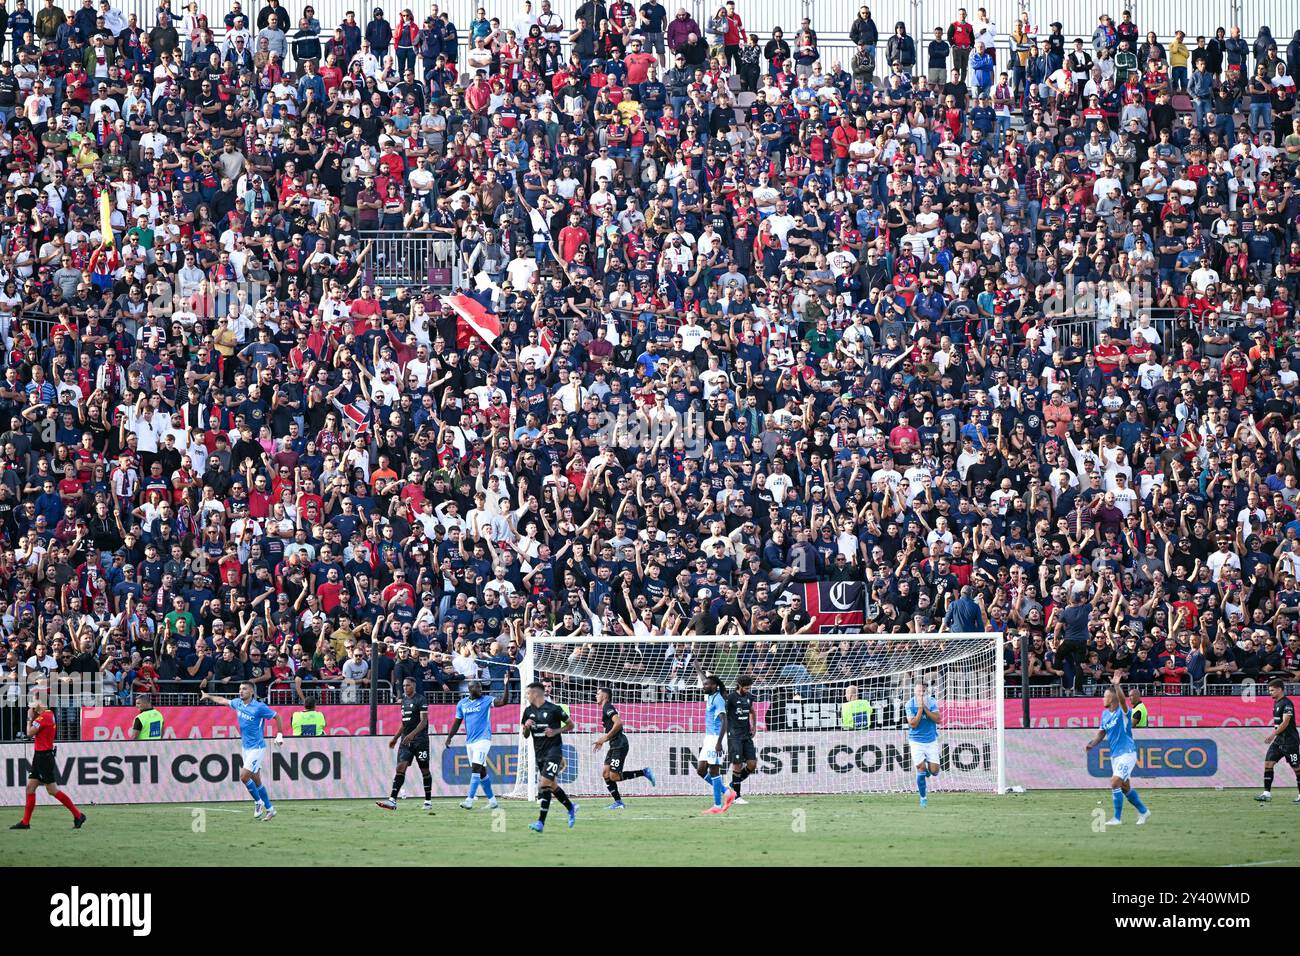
[605,743,630,773]
[536,751,563,781]
[729,737,757,765]
[30,749,57,785]
[398,737,431,767]
[1266,740,1300,769]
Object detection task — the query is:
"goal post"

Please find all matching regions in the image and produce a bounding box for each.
[510,632,1005,800]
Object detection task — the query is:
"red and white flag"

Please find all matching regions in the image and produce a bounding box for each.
[538,325,556,357]
[442,293,501,345]
[333,398,372,436]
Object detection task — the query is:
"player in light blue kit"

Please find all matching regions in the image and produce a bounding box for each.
[1086,675,1150,826]
[202,683,284,821]
[905,681,942,807]
[695,673,729,815]
[445,680,509,810]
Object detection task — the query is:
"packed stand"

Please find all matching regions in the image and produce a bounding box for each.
[0,0,1297,738]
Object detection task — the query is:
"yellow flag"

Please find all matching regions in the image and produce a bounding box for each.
[100,189,114,247]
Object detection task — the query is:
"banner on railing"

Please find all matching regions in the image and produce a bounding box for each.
[2,727,1268,804]
[1009,695,1278,729]
[1005,728,1265,789]
[0,737,407,805]
[4,731,998,803]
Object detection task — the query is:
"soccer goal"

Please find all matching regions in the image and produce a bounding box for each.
[509,632,1005,799]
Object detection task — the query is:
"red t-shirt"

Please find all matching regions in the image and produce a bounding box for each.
[1093,343,1121,373]
[399,482,426,512]
[558,224,589,263]
[247,490,272,518]
[350,297,381,333]
[889,424,920,449]
[33,709,55,751]
[318,581,344,613]
[624,51,655,84]
[381,581,415,608]
[218,555,242,587]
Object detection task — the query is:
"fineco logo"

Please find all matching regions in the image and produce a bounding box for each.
[1087,740,1218,778]
[49,887,152,937]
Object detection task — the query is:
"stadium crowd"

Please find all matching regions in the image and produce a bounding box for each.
[0,0,1298,738]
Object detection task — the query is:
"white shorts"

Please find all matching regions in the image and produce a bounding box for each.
[242,746,267,775]
[699,735,725,766]
[466,739,492,765]
[1110,751,1137,782]
[910,740,940,767]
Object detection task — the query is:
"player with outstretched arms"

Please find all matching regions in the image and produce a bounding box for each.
[696,672,729,814]
[446,679,509,810]
[721,674,757,810]
[521,681,578,833]
[201,682,284,821]
[1255,677,1300,802]
[1085,675,1150,825]
[906,681,942,807]
[9,701,86,830]
[376,677,434,811]
[592,687,657,809]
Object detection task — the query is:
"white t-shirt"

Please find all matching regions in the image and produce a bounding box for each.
[764,472,793,502]
[1206,548,1240,582]
[678,322,707,352]
[127,408,163,453]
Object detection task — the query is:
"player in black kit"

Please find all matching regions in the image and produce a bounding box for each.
[591,687,658,810]
[722,674,758,811]
[376,677,433,810]
[1256,678,1300,803]
[522,681,577,833]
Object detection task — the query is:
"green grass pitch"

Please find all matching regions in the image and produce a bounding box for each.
[2,790,1293,867]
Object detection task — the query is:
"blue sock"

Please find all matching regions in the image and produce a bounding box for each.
[257,784,273,810]
[710,774,724,806]
[244,780,260,803]
[1112,788,1124,820]
[1126,789,1147,814]
[480,774,494,799]
[467,775,480,800]
[917,773,928,798]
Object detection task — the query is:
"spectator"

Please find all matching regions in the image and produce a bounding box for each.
[0,0,1292,730]
[849,6,877,81]
[885,20,915,75]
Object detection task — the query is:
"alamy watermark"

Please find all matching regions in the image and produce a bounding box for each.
[49,886,152,937]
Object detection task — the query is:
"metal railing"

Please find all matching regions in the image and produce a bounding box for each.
[1048,311,1188,358]
[361,232,459,291]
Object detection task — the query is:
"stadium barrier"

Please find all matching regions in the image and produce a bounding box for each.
[360,233,458,292]
[1,727,1269,804]
[0,736,413,805]
[1004,729,1267,790]
[1,730,996,802]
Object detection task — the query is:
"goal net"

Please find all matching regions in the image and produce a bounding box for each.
[509,633,1004,799]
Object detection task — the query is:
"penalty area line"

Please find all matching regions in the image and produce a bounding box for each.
[183,806,247,813]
